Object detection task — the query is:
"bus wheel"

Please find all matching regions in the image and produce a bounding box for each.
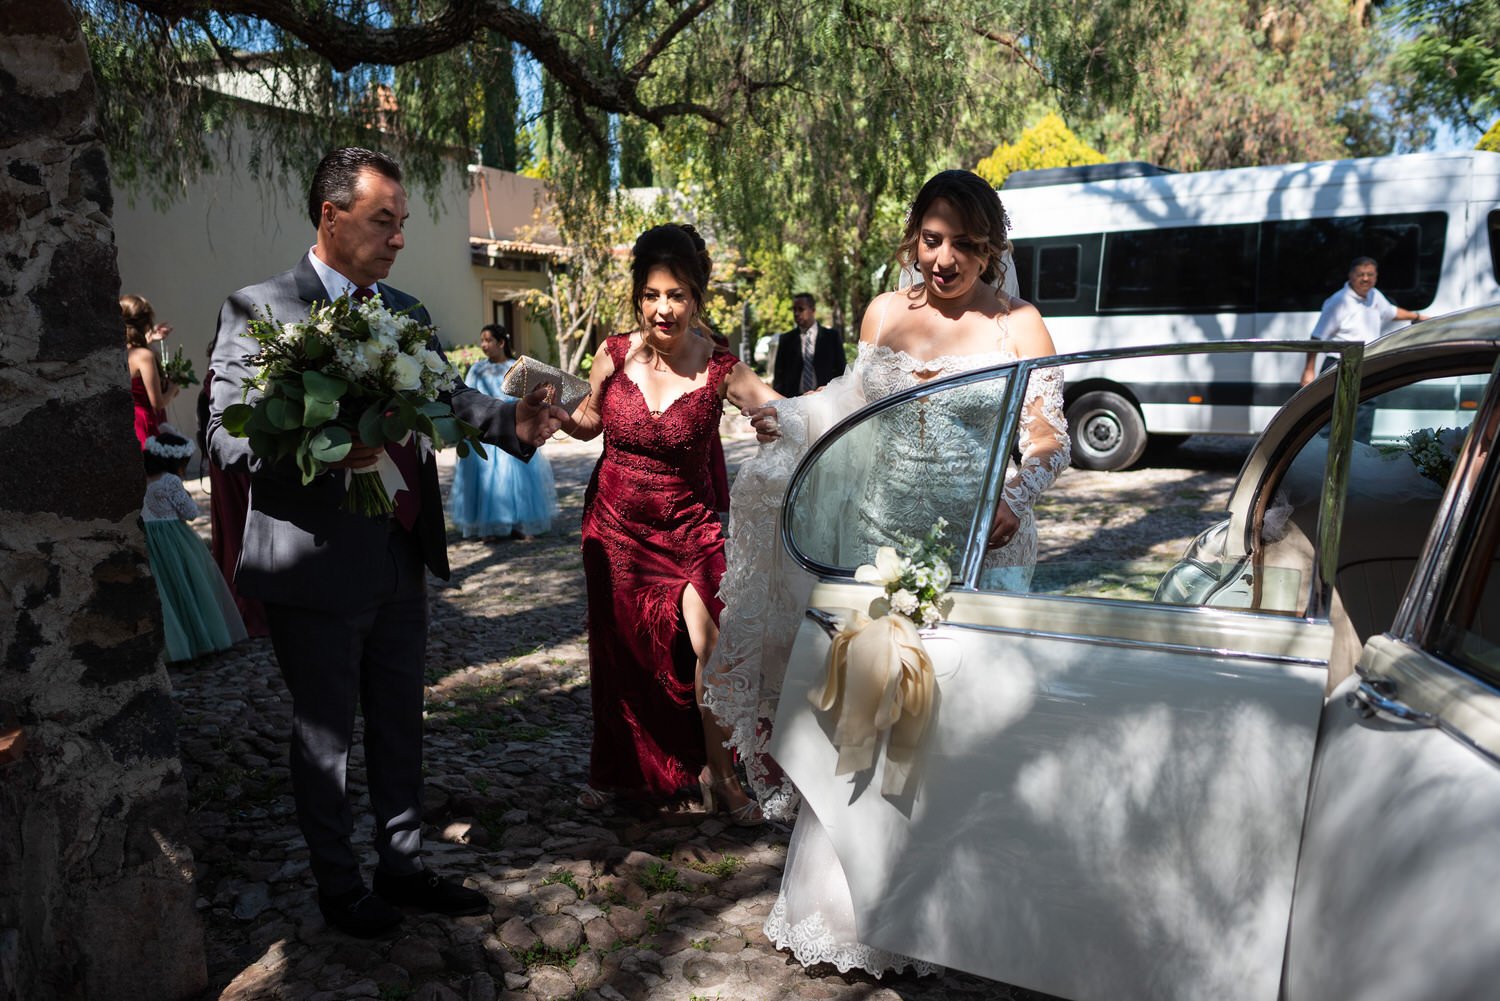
[1067,391,1148,471]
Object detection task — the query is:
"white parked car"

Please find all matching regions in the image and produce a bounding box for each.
[770,303,1500,1001]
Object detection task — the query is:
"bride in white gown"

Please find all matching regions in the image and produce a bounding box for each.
[704,170,1071,976]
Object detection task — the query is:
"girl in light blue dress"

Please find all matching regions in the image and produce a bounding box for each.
[449,324,559,539]
[141,430,247,661]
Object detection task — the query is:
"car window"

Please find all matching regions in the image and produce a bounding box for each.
[1428,392,1500,680]
[784,372,1009,578]
[993,352,1308,610]
[1258,372,1484,640]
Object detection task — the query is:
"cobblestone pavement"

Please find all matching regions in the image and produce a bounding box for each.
[173,429,1251,1001]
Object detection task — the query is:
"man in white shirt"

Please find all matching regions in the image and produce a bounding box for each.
[1300,257,1426,386]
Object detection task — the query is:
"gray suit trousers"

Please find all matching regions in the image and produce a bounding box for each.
[264,524,428,895]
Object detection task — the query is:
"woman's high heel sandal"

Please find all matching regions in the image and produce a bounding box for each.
[699,768,764,827]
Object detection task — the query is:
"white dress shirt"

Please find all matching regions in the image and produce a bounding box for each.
[307,248,370,302]
[1309,282,1397,345]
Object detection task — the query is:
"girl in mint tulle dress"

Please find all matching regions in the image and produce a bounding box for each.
[449,324,558,540]
[141,431,246,661]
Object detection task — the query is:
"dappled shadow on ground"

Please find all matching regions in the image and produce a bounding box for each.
[171,430,1214,1000]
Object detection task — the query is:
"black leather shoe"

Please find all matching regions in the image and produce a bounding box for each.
[373,868,490,916]
[317,886,403,938]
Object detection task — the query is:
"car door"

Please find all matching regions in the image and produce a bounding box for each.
[1284,361,1500,1001]
[767,343,1354,1001]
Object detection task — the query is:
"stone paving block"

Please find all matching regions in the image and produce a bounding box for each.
[524,965,574,1000]
[390,935,447,975]
[681,952,731,987]
[530,913,583,952]
[467,971,498,1001]
[523,882,574,915]
[497,916,539,952]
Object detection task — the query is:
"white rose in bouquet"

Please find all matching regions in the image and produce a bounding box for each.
[391,352,424,391]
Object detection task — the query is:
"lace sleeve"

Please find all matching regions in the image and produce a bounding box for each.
[1001,366,1070,514]
[168,476,201,521]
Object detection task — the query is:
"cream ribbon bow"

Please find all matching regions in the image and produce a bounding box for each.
[344,431,411,499]
[809,610,935,796]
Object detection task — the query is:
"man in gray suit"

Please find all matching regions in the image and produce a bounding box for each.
[207,148,568,937]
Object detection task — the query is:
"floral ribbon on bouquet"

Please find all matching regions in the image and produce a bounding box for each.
[808,520,955,796]
[346,431,417,503]
[810,610,934,795]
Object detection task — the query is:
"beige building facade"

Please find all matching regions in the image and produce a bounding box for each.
[112,146,557,439]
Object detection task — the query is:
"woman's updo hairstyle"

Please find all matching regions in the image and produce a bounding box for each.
[630,223,712,327]
[896,169,1012,288]
[121,294,156,349]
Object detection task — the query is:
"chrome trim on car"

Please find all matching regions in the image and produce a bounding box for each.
[1395,355,1500,648]
[1309,340,1363,621]
[1355,635,1500,770]
[934,619,1328,667]
[1348,677,1438,724]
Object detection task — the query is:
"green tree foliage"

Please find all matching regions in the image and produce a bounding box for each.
[974,113,1106,188]
[72,0,1453,356]
[1103,0,1399,171]
[1388,0,1500,133]
[508,178,647,375]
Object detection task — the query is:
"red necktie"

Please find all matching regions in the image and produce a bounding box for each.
[352,286,422,530]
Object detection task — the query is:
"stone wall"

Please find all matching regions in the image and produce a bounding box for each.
[0,3,206,999]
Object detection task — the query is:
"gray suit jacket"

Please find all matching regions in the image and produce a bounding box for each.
[207,255,532,613]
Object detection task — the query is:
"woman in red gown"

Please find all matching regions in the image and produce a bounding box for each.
[562,224,779,819]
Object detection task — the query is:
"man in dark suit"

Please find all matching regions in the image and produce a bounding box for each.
[771,292,845,398]
[207,148,568,938]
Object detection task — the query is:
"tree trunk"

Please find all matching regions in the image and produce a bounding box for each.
[0,3,206,998]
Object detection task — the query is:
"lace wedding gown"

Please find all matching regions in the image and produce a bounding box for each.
[705,305,1070,976]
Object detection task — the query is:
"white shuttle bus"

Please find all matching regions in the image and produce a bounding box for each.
[1002,151,1500,469]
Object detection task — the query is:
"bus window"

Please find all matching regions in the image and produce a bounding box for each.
[1038,245,1081,301]
[1099,224,1257,313]
[1258,212,1446,311]
[1490,209,1500,287]
[1011,235,1100,316]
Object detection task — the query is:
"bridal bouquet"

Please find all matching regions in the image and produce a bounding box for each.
[221,294,486,517]
[854,518,956,628]
[1384,426,1466,487]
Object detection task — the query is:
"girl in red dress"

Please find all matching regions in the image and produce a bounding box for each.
[561,224,779,820]
[122,294,176,449]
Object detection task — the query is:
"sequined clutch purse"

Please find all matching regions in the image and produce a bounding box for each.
[500,356,591,413]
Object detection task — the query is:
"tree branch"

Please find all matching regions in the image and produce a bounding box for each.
[627,0,716,80]
[123,0,729,125]
[970,25,1046,79]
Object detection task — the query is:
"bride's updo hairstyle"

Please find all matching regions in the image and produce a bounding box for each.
[630,223,712,328]
[896,169,1013,289]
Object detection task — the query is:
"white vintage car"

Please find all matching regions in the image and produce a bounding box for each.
[770,303,1500,1001]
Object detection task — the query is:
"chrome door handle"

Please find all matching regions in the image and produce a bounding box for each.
[1347,677,1437,726]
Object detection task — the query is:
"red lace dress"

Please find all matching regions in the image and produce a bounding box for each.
[581,334,736,798]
